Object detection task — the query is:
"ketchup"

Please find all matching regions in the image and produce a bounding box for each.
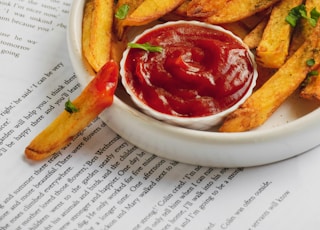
[124,23,255,117]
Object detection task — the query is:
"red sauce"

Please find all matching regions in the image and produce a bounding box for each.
[124,23,255,117]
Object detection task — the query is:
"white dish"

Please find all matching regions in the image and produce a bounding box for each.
[120,20,258,130]
[67,0,320,167]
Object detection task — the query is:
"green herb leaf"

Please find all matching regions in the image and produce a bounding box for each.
[115,4,130,20]
[301,76,312,88]
[307,70,319,77]
[301,70,319,88]
[286,4,307,27]
[128,42,163,52]
[65,99,79,113]
[309,7,320,27]
[306,58,315,66]
[286,4,320,27]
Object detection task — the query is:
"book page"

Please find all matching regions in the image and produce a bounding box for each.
[1,1,320,230]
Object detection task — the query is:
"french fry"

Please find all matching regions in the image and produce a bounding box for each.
[300,67,320,101]
[110,32,127,65]
[290,0,320,54]
[120,0,185,27]
[82,0,113,72]
[186,0,226,18]
[114,0,145,38]
[256,0,304,68]
[25,61,119,160]
[219,22,320,132]
[243,17,268,49]
[220,22,251,39]
[204,0,280,24]
[240,8,271,30]
[173,0,190,17]
[82,0,96,70]
[297,0,320,100]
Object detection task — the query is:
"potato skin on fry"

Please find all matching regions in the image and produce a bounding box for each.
[82,0,113,72]
[120,0,185,27]
[220,23,320,132]
[204,0,280,24]
[300,68,320,101]
[25,61,119,161]
[256,0,304,68]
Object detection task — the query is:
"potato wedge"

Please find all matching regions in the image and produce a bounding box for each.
[300,67,320,101]
[298,0,320,99]
[82,0,96,69]
[290,0,320,54]
[204,0,280,24]
[220,22,250,39]
[173,0,189,17]
[82,0,113,72]
[243,17,268,49]
[219,22,320,132]
[25,61,119,160]
[256,0,304,68]
[186,0,226,17]
[110,32,127,65]
[120,0,185,27]
[114,0,145,38]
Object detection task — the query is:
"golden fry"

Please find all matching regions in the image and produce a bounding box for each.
[204,0,280,24]
[256,0,304,68]
[114,0,145,38]
[290,0,320,54]
[186,0,226,17]
[219,22,320,132]
[298,0,320,99]
[25,61,119,160]
[82,0,96,69]
[243,18,268,49]
[82,0,113,72]
[120,0,185,27]
[300,68,320,101]
[220,22,250,39]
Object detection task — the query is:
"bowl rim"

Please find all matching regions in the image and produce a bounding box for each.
[119,20,258,130]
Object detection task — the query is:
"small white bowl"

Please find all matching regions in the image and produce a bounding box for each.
[120,21,258,130]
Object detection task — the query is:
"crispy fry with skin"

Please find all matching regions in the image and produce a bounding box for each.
[186,0,226,17]
[110,33,127,65]
[256,0,304,68]
[290,0,320,54]
[240,8,271,30]
[25,61,119,160]
[82,0,95,69]
[114,0,145,39]
[298,0,320,100]
[219,23,320,132]
[174,0,189,17]
[300,68,320,101]
[82,0,113,72]
[243,17,268,49]
[204,0,280,24]
[120,0,185,27]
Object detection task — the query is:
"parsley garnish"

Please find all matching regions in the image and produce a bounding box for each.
[65,99,79,113]
[307,70,319,77]
[310,8,320,26]
[286,4,308,27]
[306,58,315,66]
[115,4,130,20]
[286,4,320,27]
[128,42,163,52]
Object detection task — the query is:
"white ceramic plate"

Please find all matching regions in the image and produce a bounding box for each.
[67,0,320,167]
